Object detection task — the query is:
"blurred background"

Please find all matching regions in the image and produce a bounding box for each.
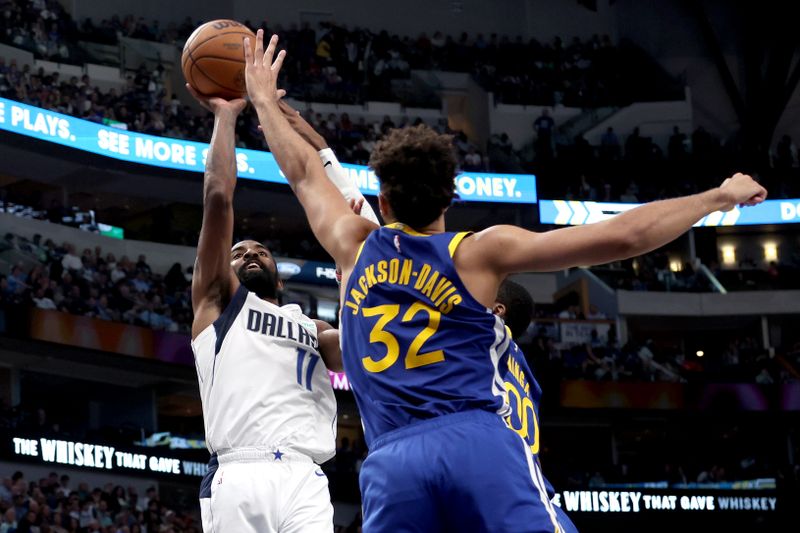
[1,0,800,531]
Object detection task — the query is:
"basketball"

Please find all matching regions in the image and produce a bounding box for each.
[181,19,256,100]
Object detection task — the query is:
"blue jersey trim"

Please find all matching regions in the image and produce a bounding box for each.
[199,453,218,498]
[210,284,249,386]
[296,349,306,386]
[212,284,249,355]
[305,355,321,391]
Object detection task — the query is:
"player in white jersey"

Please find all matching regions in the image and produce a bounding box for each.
[187,85,360,533]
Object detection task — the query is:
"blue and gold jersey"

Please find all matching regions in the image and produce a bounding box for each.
[503,337,567,503]
[340,223,511,447]
[502,337,544,459]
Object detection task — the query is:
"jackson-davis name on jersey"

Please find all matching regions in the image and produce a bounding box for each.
[345,258,463,315]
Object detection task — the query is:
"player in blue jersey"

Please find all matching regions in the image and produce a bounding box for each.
[494,280,579,533]
[243,31,767,532]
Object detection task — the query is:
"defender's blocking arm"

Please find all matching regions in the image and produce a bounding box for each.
[244,31,375,269]
[277,100,380,225]
[471,173,766,275]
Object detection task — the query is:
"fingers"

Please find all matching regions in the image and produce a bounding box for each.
[185,83,206,101]
[277,89,286,99]
[263,34,278,67]
[254,29,265,65]
[243,36,253,65]
[185,83,201,102]
[278,98,297,117]
[346,198,365,214]
[184,83,211,111]
[272,49,286,73]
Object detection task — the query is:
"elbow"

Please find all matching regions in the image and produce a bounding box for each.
[203,185,233,208]
[291,157,319,188]
[613,226,642,259]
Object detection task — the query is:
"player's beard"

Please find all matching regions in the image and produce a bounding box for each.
[237,264,279,300]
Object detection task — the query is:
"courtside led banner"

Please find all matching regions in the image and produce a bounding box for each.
[552,489,777,514]
[5,433,209,481]
[0,97,536,204]
[540,199,800,226]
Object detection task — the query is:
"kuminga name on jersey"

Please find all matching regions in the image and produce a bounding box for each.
[340,223,511,447]
[503,339,544,457]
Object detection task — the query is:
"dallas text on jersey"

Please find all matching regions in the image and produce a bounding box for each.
[245,308,319,351]
[344,259,464,316]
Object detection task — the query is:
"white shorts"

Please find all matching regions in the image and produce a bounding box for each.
[199,448,333,533]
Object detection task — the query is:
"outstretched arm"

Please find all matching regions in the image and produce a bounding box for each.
[276,100,381,225]
[244,31,375,270]
[472,173,767,274]
[190,86,247,339]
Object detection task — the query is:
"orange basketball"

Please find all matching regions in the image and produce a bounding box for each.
[181,19,256,100]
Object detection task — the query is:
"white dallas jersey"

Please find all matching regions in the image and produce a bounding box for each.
[191,285,337,463]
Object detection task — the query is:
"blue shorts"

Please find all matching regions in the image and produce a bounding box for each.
[554,505,579,533]
[359,410,566,533]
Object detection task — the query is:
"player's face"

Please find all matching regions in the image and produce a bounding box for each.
[231,241,281,299]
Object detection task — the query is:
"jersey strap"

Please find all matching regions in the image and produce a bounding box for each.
[213,284,249,355]
[448,231,472,258]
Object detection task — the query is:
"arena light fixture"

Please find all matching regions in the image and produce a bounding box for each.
[763,242,778,262]
[721,245,736,265]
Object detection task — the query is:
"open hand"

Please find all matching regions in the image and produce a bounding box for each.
[243,31,286,107]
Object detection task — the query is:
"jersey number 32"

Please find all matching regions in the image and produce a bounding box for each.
[360,301,445,373]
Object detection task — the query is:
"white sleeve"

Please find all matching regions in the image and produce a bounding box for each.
[318,148,380,225]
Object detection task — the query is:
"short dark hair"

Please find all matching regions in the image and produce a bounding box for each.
[496,279,534,339]
[369,125,457,229]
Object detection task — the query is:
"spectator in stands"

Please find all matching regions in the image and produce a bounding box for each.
[755,365,775,385]
[533,108,555,159]
[668,126,687,160]
[586,304,607,320]
[5,265,27,294]
[462,146,484,171]
[774,134,796,170]
[0,469,198,532]
[600,127,621,160]
[32,286,57,309]
[60,243,82,272]
[0,509,16,533]
[619,182,639,203]
[588,471,606,488]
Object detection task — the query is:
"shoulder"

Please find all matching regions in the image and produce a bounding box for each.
[335,215,379,267]
[313,319,334,333]
[458,225,534,257]
[280,303,320,334]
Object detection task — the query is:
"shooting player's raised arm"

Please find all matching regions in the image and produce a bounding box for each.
[189,85,247,339]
